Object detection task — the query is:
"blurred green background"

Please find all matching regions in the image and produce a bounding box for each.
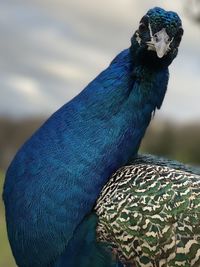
[0,170,16,266]
[1,0,200,266]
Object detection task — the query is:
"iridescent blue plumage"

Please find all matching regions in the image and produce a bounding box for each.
[3,7,183,267]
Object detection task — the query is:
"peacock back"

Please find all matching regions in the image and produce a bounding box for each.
[95,163,200,267]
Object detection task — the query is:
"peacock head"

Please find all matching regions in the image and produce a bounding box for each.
[131,7,184,66]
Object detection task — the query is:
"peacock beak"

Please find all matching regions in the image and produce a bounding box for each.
[152,28,171,58]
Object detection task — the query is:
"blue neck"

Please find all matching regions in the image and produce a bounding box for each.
[62,46,168,132]
[57,47,169,176]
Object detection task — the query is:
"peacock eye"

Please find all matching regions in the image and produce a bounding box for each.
[175,27,184,43]
[139,23,147,33]
[178,27,184,36]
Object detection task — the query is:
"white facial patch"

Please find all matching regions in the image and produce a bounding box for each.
[146,24,174,58]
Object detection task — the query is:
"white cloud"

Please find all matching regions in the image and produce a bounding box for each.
[1,74,60,117]
[8,75,42,99]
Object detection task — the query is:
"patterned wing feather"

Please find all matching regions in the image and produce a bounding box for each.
[95,164,200,267]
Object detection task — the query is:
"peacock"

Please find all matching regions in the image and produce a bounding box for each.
[3,7,183,267]
[95,154,200,267]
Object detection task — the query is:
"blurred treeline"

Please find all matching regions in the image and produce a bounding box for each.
[0,117,200,172]
[141,119,200,165]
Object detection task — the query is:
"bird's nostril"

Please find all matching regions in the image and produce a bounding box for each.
[155,37,159,42]
[166,37,170,43]
[154,34,159,42]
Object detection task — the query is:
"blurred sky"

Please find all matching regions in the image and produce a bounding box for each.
[0,0,200,122]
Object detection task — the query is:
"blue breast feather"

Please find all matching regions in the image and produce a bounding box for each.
[3,48,169,266]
